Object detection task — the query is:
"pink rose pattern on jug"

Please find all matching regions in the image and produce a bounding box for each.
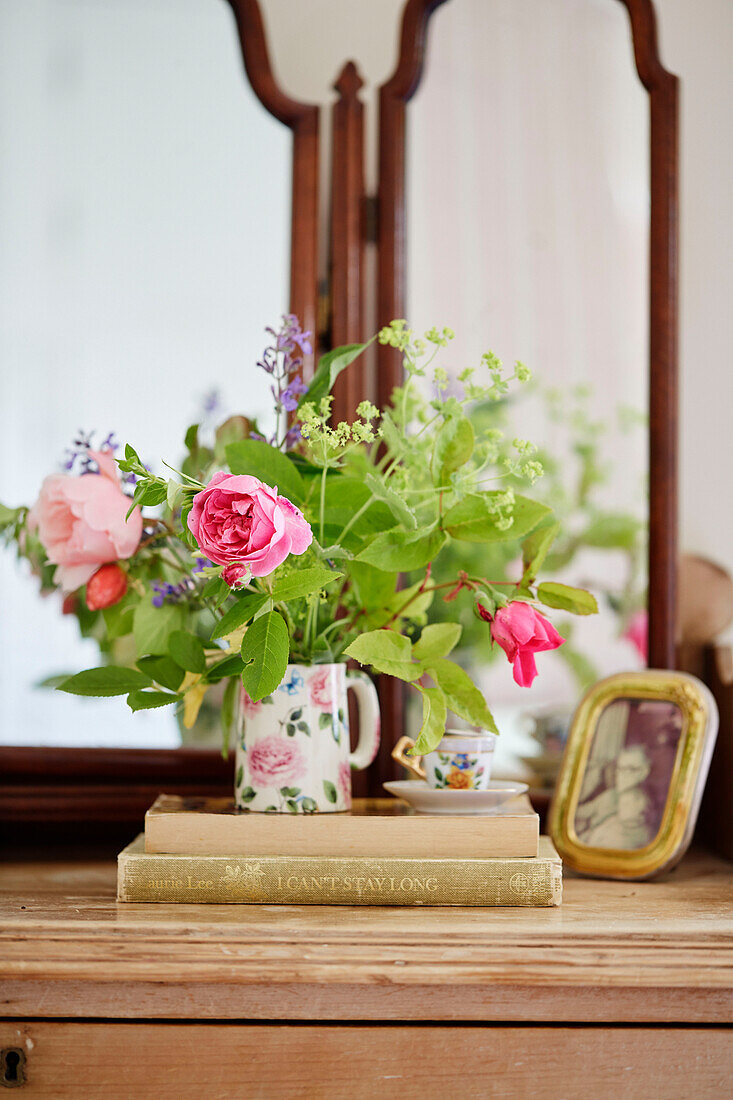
[235,663,380,812]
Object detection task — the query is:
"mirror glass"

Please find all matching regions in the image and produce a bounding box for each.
[406,0,650,770]
[573,697,684,849]
[0,0,290,747]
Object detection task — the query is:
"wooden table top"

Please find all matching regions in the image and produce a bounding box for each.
[1,848,732,1025]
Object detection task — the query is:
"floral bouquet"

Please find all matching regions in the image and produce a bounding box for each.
[0,317,597,811]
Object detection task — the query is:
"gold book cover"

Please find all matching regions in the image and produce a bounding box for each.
[118,835,562,907]
[144,794,540,860]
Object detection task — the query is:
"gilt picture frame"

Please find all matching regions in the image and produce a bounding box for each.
[549,671,718,880]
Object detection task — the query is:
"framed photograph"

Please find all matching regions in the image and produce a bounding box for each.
[549,671,718,880]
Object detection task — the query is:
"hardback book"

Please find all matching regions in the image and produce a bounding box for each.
[144,793,539,859]
[118,835,562,907]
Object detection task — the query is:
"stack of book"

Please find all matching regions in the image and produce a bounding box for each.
[117,793,562,907]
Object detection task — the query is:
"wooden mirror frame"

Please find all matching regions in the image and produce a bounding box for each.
[0,0,319,834]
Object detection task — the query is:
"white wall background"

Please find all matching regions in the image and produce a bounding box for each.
[0,0,289,745]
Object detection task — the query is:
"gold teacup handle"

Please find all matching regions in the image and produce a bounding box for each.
[391,735,427,780]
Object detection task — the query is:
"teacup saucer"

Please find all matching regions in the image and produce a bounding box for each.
[383,779,529,815]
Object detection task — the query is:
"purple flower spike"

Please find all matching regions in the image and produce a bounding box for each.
[256,314,312,449]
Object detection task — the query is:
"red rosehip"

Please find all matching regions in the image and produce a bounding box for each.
[61,594,78,616]
[86,563,128,611]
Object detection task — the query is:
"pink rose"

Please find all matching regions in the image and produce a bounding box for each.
[623,609,648,661]
[248,734,306,788]
[187,472,312,586]
[338,760,352,808]
[309,667,333,710]
[489,601,564,688]
[27,450,142,593]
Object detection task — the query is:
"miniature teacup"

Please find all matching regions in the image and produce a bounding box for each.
[392,730,497,790]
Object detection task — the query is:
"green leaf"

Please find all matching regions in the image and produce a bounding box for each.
[57,666,152,697]
[211,593,268,640]
[240,785,257,803]
[434,415,474,484]
[301,797,318,813]
[168,630,207,674]
[582,513,640,550]
[137,655,185,692]
[137,482,168,508]
[299,342,368,410]
[444,493,551,543]
[323,779,338,804]
[428,658,498,734]
[0,502,20,530]
[318,712,332,730]
[240,610,290,702]
[202,576,230,607]
[270,567,342,603]
[184,424,199,452]
[102,597,135,640]
[521,521,560,584]
[537,582,598,616]
[363,473,417,530]
[348,562,398,611]
[225,439,305,503]
[280,786,301,798]
[344,630,422,682]
[356,527,446,572]
[133,599,185,657]
[35,673,75,690]
[319,476,394,537]
[413,623,463,662]
[412,686,448,755]
[221,676,239,758]
[206,654,245,683]
[127,689,178,711]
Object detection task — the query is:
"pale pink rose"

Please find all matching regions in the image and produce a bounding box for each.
[187,472,312,586]
[27,449,142,593]
[624,609,648,661]
[248,734,306,788]
[488,601,564,688]
[309,667,333,710]
[338,760,352,808]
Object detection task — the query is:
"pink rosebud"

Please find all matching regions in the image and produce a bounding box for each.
[187,472,312,586]
[490,601,564,688]
[27,450,142,593]
[86,562,128,611]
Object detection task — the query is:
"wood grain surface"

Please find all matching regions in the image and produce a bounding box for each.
[1,850,731,1023]
[0,1021,731,1099]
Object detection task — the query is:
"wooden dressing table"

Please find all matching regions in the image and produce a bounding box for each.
[1,849,731,1096]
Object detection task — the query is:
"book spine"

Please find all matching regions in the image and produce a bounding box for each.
[118,852,561,907]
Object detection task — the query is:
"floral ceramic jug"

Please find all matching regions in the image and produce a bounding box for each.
[235,663,380,812]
